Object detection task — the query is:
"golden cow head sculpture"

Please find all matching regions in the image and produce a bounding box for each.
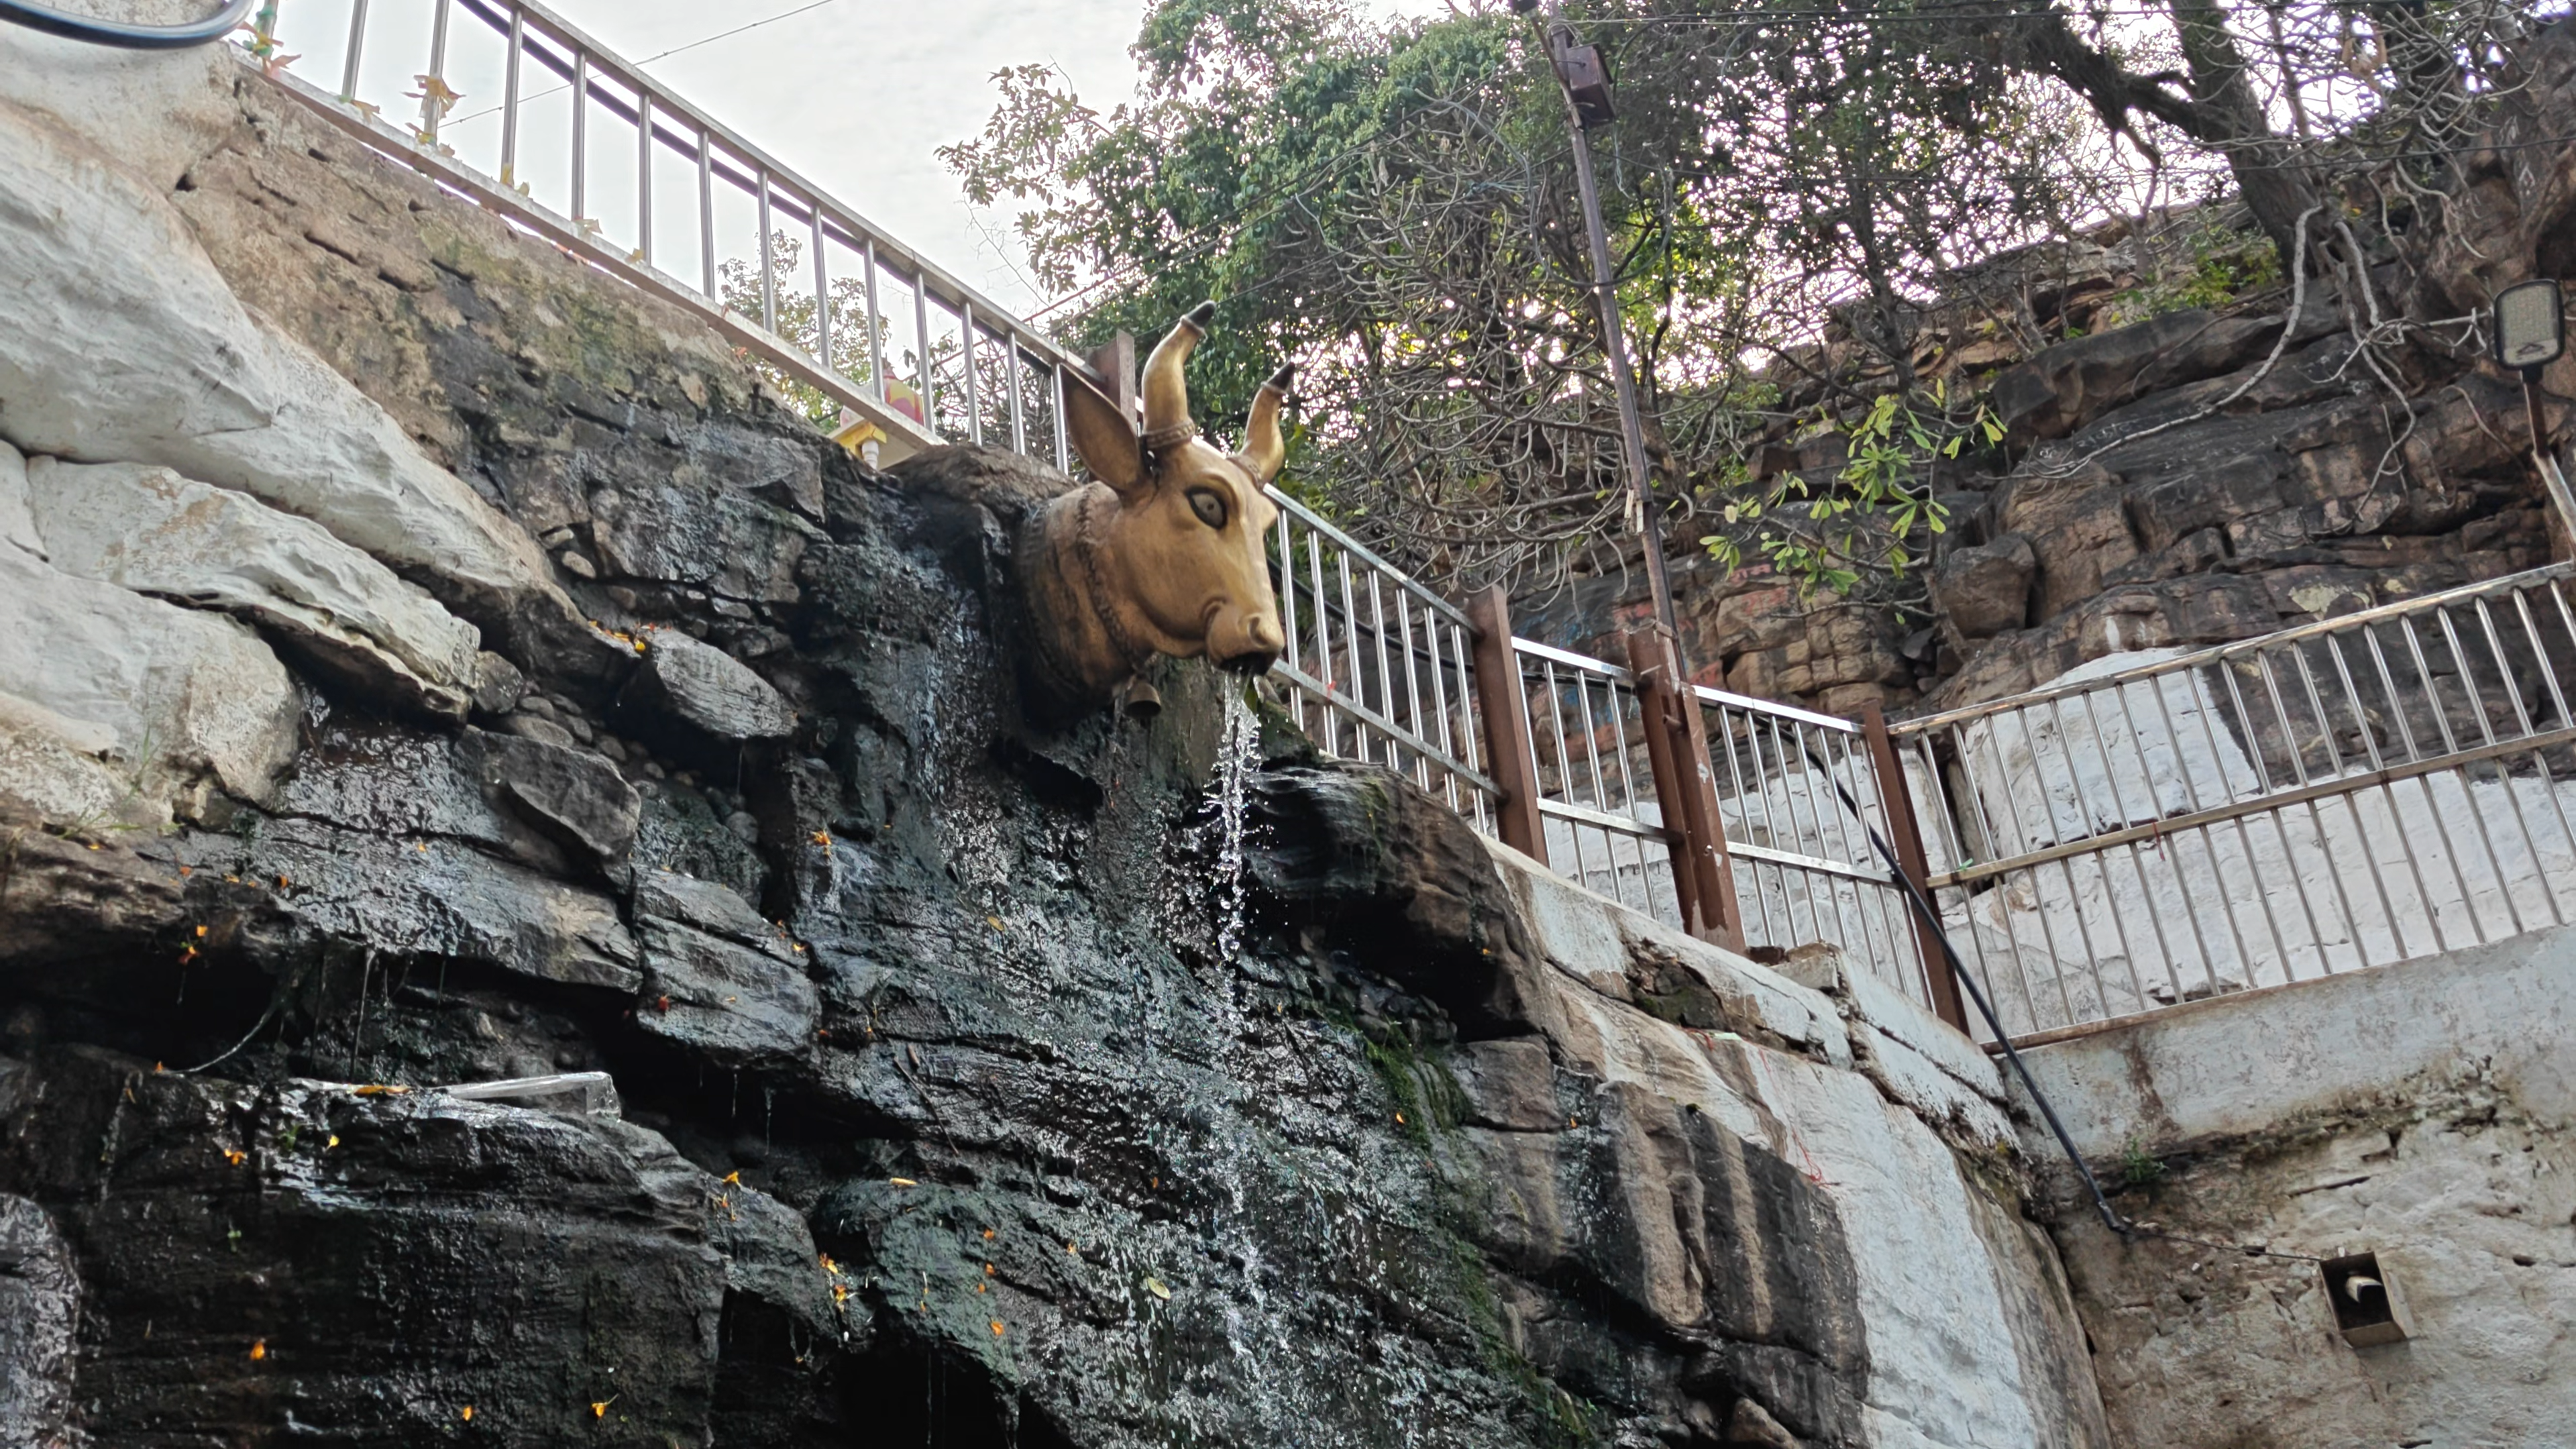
[1019,301,1289,713]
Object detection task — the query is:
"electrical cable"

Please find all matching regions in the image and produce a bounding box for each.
[440,0,843,130]
[0,0,252,48]
[1792,736,2355,1263]
[1796,746,2135,1234]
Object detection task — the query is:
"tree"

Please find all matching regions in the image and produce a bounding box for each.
[947,0,2557,600]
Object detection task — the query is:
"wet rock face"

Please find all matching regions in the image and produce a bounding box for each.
[0,58,2107,1449]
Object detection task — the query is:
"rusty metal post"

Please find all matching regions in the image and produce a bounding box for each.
[1467,586,1546,862]
[1625,627,1742,952]
[1860,702,1968,1034]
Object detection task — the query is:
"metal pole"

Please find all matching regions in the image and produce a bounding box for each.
[2522,370,2576,551]
[1527,1,1678,643]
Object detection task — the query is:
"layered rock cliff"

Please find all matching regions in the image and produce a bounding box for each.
[0,34,2106,1449]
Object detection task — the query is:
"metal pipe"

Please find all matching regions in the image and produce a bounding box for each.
[0,0,254,48]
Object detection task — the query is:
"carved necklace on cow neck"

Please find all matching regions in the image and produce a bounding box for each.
[1073,484,1157,676]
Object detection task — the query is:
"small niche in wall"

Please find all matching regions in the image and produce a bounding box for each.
[2320,1251,2412,1347]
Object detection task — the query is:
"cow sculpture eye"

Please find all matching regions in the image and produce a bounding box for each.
[1187,488,1229,530]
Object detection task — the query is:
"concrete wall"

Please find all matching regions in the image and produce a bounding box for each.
[2010,925,2576,1448]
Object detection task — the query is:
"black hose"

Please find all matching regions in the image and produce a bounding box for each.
[0,0,254,48]
[1794,739,2135,1236]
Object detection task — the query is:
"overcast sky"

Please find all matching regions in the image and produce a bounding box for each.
[297,0,1445,319]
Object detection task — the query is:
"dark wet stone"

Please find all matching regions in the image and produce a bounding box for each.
[635,919,818,1067]
[619,631,796,752]
[0,1191,77,1444]
[467,731,641,868]
[250,815,640,992]
[0,1046,728,1446]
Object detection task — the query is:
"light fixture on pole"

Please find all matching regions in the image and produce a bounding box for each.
[1511,0,1680,643]
[2493,278,2575,538]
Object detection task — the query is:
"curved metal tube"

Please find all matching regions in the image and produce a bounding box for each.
[0,0,254,48]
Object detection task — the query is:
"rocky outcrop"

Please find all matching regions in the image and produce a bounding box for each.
[0,539,300,828]
[0,38,2110,1449]
[25,458,484,718]
[0,96,585,669]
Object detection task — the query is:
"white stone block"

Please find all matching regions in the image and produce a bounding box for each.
[27,458,482,718]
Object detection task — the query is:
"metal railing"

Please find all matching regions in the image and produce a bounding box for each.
[1697,686,1935,1004]
[1502,639,1682,919]
[1263,494,1498,833]
[246,0,1093,468]
[1890,563,2576,1040]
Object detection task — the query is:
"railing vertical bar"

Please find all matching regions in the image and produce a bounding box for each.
[2395,615,2510,940]
[1605,679,1660,920]
[1007,339,1027,456]
[339,0,370,101]
[2249,651,2365,974]
[635,91,653,266]
[1338,551,1366,748]
[2140,673,2259,997]
[696,125,716,300]
[421,0,453,141]
[1307,531,1337,756]
[500,6,523,184]
[2508,589,2576,909]
[1715,711,1781,947]
[2286,644,2403,967]
[863,237,884,398]
[2465,598,2564,927]
[1424,613,1462,814]
[913,276,933,429]
[2062,685,2186,1006]
[1966,714,2053,1030]
[569,50,587,226]
[961,302,983,445]
[2212,658,2328,981]
[1052,364,1071,472]
[756,170,777,333]
[810,201,833,371]
[2335,629,2453,954]
[1542,660,1588,885]
[1823,732,1893,975]
[1368,574,1399,779]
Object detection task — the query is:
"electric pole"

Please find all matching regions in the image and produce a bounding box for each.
[1515,0,1682,643]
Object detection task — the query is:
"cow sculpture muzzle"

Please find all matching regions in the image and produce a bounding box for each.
[1019,301,1290,713]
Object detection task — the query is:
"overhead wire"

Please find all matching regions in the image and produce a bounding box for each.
[441,0,844,130]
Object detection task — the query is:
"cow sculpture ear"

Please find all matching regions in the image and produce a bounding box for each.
[1064,376,1148,495]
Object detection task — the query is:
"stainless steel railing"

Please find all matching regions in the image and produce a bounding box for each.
[1264,493,1499,833]
[246,0,1093,467]
[1696,686,1934,1003]
[1890,561,2576,1040]
[1503,639,1682,920]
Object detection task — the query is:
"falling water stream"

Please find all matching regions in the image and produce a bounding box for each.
[1212,688,1260,964]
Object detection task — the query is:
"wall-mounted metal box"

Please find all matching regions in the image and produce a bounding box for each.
[2321,1252,2412,1348]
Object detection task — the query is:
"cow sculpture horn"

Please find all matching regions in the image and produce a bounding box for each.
[1015,299,1289,718]
[1141,299,1216,453]
[1240,364,1293,482]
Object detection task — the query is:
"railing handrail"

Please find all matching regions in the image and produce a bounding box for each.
[1510,635,1629,679]
[439,0,1102,390]
[1890,559,2576,736]
[1693,682,1861,735]
[1267,488,1475,632]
